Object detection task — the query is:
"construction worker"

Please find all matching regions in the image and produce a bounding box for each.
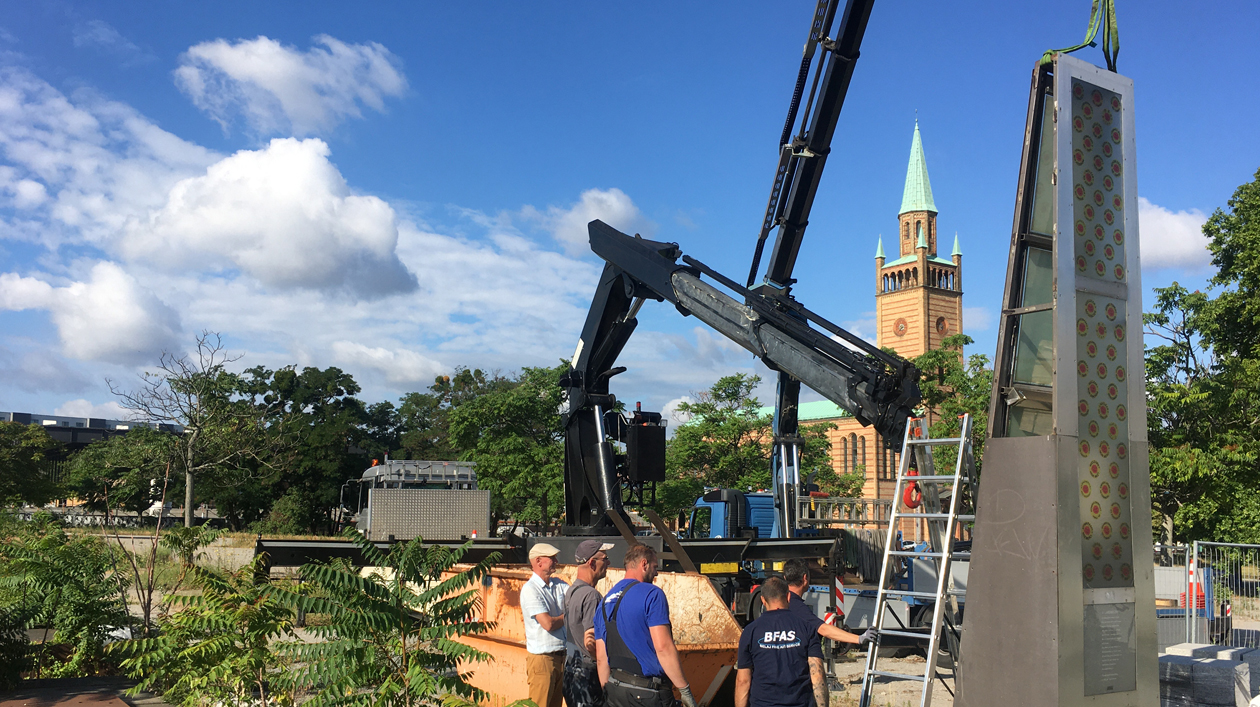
[594,544,697,707]
[782,558,874,648]
[564,539,615,707]
[735,576,828,707]
[522,543,569,707]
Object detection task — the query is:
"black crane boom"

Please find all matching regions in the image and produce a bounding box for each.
[560,0,922,538]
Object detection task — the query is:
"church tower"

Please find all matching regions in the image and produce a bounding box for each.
[875,121,963,359]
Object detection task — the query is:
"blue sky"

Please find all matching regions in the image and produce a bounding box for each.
[0,1,1256,422]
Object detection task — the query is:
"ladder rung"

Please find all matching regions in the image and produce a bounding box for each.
[881,589,937,599]
[904,513,975,520]
[905,437,963,446]
[897,475,958,483]
[879,629,932,640]
[887,550,971,558]
[888,550,942,557]
[867,669,927,682]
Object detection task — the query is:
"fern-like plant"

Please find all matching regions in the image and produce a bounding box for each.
[112,554,295,707]
[0,516,133,677]
[273,529,500,706]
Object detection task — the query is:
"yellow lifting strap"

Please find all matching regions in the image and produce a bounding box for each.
[1041,0,1120,72]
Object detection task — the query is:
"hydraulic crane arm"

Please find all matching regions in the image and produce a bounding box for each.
[560,222,920,534]
[560,0,923,537]
[748,0,875,292]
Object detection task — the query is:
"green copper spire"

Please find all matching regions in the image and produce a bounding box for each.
[899,120,937,215]
[875,235,885,259]
[952,232,962,257]
[916,223,928,250]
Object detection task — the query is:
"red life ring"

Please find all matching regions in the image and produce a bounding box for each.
[903,468,922,509]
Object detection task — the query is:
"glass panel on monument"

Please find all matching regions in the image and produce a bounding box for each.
[1022,247,1054,306]
[1029,100,1057,237]
[1012,310,1053,387]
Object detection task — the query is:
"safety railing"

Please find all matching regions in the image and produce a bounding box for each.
[797,496,893,527]
[1186,541,1260,648]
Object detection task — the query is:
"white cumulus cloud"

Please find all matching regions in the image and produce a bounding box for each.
[330,341,445,387]
[0,66,219,247]
[54,398,131,419]
[123,137,417,298]
[175,35,406,136]
[522,187,655,256]
[661,395,694,426]
[0,261,180,365]
[1138,197,1210,270]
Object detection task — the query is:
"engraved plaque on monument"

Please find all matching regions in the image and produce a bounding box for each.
[955,54,1157,707]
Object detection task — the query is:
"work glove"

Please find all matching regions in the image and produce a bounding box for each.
[678,684,698,707]
[859,627,877,646]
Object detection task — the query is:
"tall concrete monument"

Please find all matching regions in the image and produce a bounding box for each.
[956,54,1157,705]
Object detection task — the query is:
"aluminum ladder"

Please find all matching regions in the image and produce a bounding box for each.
[859,414,977,707]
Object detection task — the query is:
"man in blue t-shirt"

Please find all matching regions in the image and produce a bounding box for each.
[736,576,826,707]
[593,544,697,707]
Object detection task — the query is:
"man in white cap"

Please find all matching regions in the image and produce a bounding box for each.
[564,539,615,707]
[522,542,569,707]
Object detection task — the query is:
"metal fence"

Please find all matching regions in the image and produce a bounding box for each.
[1186,541,1260,649]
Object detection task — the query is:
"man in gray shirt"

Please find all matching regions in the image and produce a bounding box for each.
[564,539,614,707]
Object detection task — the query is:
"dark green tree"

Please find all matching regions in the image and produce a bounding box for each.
[0,421,61,506]
[110,332,280,527]
[64,427,175,516]
[912,333,993,474]
[1143,167,1260,543]
[360,401,402,461]
[448,364,566,527]
[239,365,370,533]
[397,368,508,460]
[661,373,837,520]
[666,374,772,495]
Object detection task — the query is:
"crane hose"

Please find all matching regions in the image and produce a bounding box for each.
[1040,0,1119,72]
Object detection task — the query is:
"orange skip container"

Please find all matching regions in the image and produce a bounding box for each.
[450,565,741,706]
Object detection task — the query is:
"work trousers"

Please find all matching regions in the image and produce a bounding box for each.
[562,651,605,707]
[526,651,565,707]
[605,678,676,707]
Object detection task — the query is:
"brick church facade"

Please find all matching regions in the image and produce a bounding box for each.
[804,121,963,502]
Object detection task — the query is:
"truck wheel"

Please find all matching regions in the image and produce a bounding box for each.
[748,588,764,623]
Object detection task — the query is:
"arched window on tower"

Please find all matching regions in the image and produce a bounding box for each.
[849,433,858,474]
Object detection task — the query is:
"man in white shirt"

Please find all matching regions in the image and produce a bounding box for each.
[521,542,569,707]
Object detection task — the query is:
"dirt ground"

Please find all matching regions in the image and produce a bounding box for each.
[830,653,956,707]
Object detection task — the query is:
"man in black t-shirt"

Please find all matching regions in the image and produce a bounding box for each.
[782,558,873,651]
[735,577,827,707]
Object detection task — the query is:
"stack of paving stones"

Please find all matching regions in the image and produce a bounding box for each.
[1161,643,1254,707]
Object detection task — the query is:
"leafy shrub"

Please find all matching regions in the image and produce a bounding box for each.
[273,529,500,706]
[0,515,133,677]
[114,555,295,707]
[0,604,30,690]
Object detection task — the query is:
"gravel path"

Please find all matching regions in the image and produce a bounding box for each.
[830,652,956,707]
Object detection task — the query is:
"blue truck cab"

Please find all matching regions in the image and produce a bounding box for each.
[682,489,777,539]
